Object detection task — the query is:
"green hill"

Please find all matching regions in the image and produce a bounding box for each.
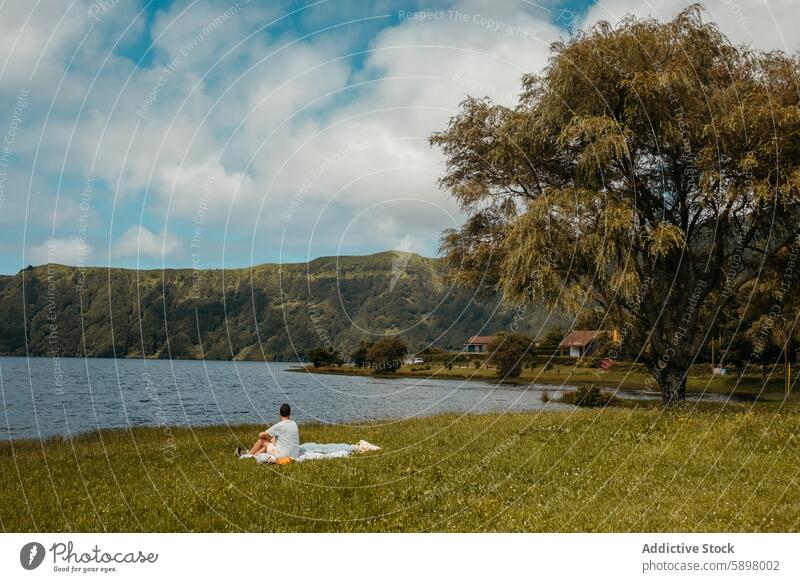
[0,252,556,361]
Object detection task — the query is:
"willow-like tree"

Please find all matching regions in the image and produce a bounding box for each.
[431,6,800,405]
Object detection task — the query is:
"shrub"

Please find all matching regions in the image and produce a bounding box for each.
[349,341,373,368]
[307,347,343,368]
[560,386,615,407]
[538,356,579,367]
[366,338,407,374]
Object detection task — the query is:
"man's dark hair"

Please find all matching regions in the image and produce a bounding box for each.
[279,403,291,417]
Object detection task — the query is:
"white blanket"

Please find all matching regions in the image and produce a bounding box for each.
[238,440,379,464]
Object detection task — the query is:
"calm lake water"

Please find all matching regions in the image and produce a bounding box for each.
[0,357,578,441]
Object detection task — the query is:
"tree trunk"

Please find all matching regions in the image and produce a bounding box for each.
[655,365,687,406]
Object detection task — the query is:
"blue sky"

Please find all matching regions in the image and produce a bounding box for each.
[0,0,794,274]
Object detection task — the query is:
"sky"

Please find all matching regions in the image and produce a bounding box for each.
[0,0,797,274]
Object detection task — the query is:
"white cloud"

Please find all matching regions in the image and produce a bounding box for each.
[226,1,561,258]
[0,1,87,90]
[28,236,93,266]
[4,0,800,271]
[582,0,800,51]
[0,0,149,95]
[111,226,179,260]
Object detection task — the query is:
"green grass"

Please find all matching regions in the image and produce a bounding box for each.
[299,364,800,402]
[2,405,799,532]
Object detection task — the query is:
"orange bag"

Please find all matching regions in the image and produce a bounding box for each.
[276,457,292,465]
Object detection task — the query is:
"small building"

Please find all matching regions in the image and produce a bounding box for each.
[559,330,617,357]
[463,335,497,353]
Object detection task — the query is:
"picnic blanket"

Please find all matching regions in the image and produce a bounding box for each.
[238,440,379,464]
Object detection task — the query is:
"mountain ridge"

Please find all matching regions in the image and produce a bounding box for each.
[0,250,440,277]
[0,251,555,361]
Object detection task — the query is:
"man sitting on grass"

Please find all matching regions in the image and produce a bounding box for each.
[237,403,300,459]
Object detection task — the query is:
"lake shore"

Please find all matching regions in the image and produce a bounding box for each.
[290,364,798,403]
[2,404,798,532]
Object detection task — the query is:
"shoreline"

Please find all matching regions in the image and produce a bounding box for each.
[290,364,797,402]
[0,397,758,447]
[3,409,577,446]
[2,355,791,402]
[2,392,755,444]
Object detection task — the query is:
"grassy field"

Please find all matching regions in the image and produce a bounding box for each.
[2,404,799,532]
[298,364,799,402]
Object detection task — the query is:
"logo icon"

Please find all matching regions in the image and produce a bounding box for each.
[20,542,46,570]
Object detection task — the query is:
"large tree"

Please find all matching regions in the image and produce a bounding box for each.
[488,332,534,378]
[431,6,800,405]
[366,338,408,374]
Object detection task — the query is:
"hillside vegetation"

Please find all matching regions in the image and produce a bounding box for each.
[0,252,551,361]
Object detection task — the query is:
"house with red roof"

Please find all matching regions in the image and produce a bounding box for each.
[559,330,618,357]
[463,335,497,354]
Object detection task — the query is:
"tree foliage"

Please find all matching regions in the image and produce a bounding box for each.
[307,347,343,367]
[349,341,373,368]
[488,332,534,378]
[366,338,408,374]
[431,6,800,404]
[535,327,564,357]
[718,277,799,377]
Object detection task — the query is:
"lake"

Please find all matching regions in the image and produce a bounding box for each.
[0,357,577,441]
